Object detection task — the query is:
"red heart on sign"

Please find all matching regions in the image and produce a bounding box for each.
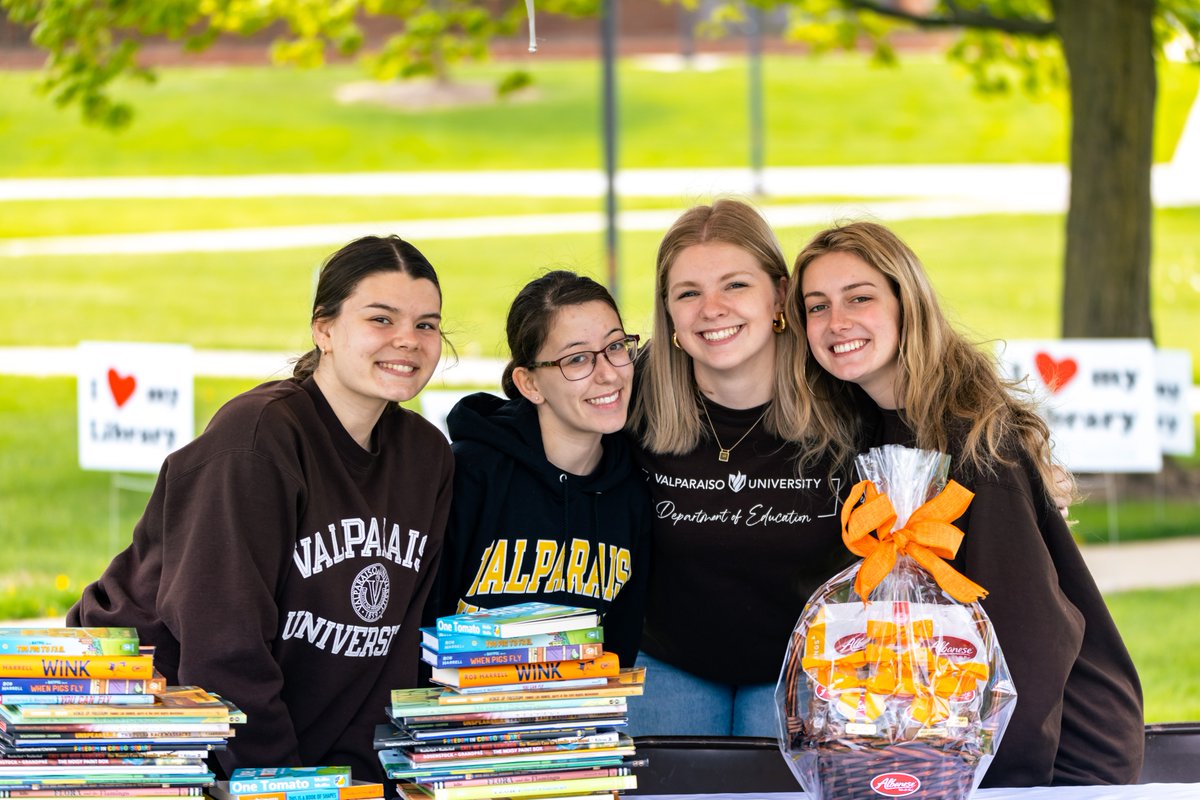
[107,368,137,408]
[1034,352,1077,394]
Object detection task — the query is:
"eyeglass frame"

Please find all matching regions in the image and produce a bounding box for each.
[526,334,641,381]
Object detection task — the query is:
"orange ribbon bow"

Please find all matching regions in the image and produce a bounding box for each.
[841,479,989,604]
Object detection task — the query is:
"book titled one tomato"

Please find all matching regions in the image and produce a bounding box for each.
[430,651,619,689]
[228,766,352,794]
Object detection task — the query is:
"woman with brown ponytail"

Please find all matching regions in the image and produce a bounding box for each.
[70,235,454,783]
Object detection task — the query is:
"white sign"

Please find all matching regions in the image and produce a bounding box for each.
[998,339,1161,473]
[1156,349,1196,456]
[77,342,195,473]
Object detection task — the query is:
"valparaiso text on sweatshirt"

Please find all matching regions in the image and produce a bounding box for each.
[69,378,453,781]
[433,393,651,666]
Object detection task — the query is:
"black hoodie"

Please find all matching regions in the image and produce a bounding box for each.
[433,392,652,666]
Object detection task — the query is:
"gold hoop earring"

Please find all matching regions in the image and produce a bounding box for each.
[672,332,681,350]
[772,311,787,334]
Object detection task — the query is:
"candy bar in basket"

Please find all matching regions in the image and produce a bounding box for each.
[775,445,1017,800]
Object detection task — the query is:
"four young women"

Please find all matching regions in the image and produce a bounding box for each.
[69,208,1144,787]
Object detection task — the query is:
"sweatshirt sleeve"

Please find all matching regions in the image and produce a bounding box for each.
[957,464,1143,787]
[597,480,652,668]
[155,448,306,774]
[429,445,490,621]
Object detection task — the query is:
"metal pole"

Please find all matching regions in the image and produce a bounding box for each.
[747,3,765,197]
[602,0,619,300]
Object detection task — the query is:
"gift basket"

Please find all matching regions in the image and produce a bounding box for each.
[775,445,1017,799]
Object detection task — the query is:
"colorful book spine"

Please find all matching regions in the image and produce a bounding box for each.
[0,675,167,695]
[427,773,636,800]
[391,695,624,719]
[0,789,203,797]
[420,626,603,654]
[428,764,629,788]
[431,651,619,689]
[433,603,596,638]
[226,784,382,800]
[0,628,139,656]
[0,693,156,705]
[0,654,155,679]
[421,641,603,668]
[228,767,351,794]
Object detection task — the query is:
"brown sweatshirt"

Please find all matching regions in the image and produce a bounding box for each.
[69,377,452,782]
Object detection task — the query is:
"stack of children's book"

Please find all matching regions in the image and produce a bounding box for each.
[376,602,646,800]
[0,626,243,799]
[207,765,384,800]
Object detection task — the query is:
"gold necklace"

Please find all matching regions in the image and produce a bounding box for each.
[699,398,769,463]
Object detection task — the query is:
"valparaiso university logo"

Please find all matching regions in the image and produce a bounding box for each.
[728,471,747,493]
[351,563,390,622]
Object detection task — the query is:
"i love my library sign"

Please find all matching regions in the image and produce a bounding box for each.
[77,341,194,473]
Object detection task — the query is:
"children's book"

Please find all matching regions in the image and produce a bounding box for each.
[208,778,382,800]
[0,628,140,657]
[420,641,603,669]
[434,603,599,639]
[0,693,157,705]
[420,627,603,655]
[0,673,167,696]
[390,672,644,711]
[390,695,625,720]
[0,687,234,722]
[227,766,352,793]
[430,652,618,690]
[404,771,636,800]
[0,654,155,680]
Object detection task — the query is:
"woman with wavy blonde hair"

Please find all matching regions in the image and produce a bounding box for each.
[789,220,1143,787]
[626,200,851,737]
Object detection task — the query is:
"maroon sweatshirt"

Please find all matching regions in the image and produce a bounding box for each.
[69,377,452,782]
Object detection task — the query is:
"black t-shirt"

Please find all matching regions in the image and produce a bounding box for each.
[630,396,854,685]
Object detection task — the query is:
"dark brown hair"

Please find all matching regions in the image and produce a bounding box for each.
[293,235,443,381]
[501,270,622,400]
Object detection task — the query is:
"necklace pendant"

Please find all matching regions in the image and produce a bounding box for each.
[717,448,731,463]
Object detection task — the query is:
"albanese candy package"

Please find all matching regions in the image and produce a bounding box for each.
[776,445,1017,800]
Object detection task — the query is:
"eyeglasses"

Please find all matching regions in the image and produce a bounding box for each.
[528,335,640,381]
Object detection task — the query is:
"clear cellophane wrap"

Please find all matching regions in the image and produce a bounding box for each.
[775,445,1017,800]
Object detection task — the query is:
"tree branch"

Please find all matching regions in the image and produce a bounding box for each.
[841,0,1056,38]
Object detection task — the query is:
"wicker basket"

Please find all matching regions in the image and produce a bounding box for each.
[799,738,978,799]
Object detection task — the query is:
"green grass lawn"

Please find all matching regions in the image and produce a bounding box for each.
[0,55,1196,176]
[7,207,1199,378]
[1107,585,1200,723]
[0,194,882,239]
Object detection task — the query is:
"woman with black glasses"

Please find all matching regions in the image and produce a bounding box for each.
[430,270,651,667]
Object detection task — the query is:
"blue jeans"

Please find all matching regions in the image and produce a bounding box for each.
[626,651,780,738]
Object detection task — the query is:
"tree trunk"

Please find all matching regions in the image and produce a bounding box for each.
[1053,0,1156,340]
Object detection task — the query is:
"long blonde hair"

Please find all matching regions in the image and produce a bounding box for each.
[630,199,804,454]
[787,221,1066,498]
